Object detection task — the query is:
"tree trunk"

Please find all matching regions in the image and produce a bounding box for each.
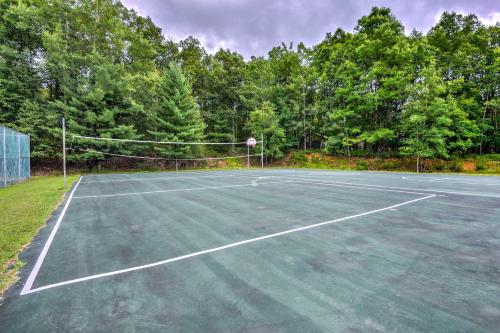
[479,93,489,155]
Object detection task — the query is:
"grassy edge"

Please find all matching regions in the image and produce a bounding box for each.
[275,152,500,175]
[266,165,500,176]
[0,175,79,297]
[59,164,500,176]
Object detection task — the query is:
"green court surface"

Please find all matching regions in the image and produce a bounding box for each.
[1,169,499,332]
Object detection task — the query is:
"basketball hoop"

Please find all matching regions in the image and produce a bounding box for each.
[247,137,257,148]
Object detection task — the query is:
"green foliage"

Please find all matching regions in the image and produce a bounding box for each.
[149,63,205,158]
[375,160,397,170]
[248,102,286,158]
[449,158,464,172]
[356,160,369,170]
[476,157,487,171]
[0,2,497,168]
[311,155,321,164]
[399,59,479,171]
[485,154,500,161]
[291,151,308,164]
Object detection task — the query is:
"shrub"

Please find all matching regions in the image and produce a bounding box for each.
[433,163,446,171]
[356,160,369,170]
[350,150,372,157]
[378,162,397,170]
[311,155,321,164]
[448,159,463,172]
[225,157,242,168]
[485,154,500,161]
[475,158,487,172]
[377,152,396,159]
[291,152,307,164]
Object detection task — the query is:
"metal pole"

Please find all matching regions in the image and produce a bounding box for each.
[247,146,250,169]
[62,118,67,188]
[260,133,264,168]
[175,159,178,172]
[3,127,6,187]
[416,126,419,173]
[18,133,21,182]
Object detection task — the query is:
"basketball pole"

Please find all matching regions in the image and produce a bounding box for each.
[62,117,67,189]
[260,133,264,168]
[247,145,250,169]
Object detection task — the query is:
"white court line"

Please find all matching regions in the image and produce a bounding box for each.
[251,176,432,196]
[73,180,294,199]
[250,176,280,186]
[402,176,500,186]
[80,172,260,183]
[286,178,430,195]
[423,178,448,182]
[402,177,448,181]
[81,169,249,181]
[21,194,435,295]
[306,171,361,175]
[20,176,83,295]
[434,180,500,186]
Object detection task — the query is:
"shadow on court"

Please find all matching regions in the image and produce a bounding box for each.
[1,169,499,332]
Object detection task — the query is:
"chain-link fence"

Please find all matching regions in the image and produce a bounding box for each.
[0,126,30,187]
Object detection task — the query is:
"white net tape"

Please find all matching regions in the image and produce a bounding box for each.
[72,135,262,146]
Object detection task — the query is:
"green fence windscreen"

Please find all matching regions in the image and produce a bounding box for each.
[0,126,30,187]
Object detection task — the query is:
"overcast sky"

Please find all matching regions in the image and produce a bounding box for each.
[121,0,499,58]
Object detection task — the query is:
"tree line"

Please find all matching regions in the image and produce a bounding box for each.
[1,1,498,165]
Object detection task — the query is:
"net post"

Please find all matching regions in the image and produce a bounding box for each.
[62,118,67,189]
[3,127,6,187]
[247,146,250,169]
[260,133,264,168]
[175,158,178,172]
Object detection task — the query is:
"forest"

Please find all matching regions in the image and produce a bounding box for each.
[0,0,498,168]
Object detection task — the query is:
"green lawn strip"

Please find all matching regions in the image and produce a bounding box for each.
[0,175,79,295]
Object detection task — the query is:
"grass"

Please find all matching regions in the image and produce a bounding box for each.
[0,175,79,295]
[67,160,252,175]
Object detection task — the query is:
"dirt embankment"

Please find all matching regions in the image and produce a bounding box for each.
[269,151,500,174]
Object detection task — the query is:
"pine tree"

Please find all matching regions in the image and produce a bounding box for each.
[149,63,206,158]
[64,62,142,166]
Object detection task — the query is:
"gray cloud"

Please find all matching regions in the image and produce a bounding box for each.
[122,0,499,58]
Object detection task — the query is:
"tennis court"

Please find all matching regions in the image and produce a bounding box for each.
[1,169,499,332]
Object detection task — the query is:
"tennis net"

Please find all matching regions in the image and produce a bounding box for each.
[67,135,263,172]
